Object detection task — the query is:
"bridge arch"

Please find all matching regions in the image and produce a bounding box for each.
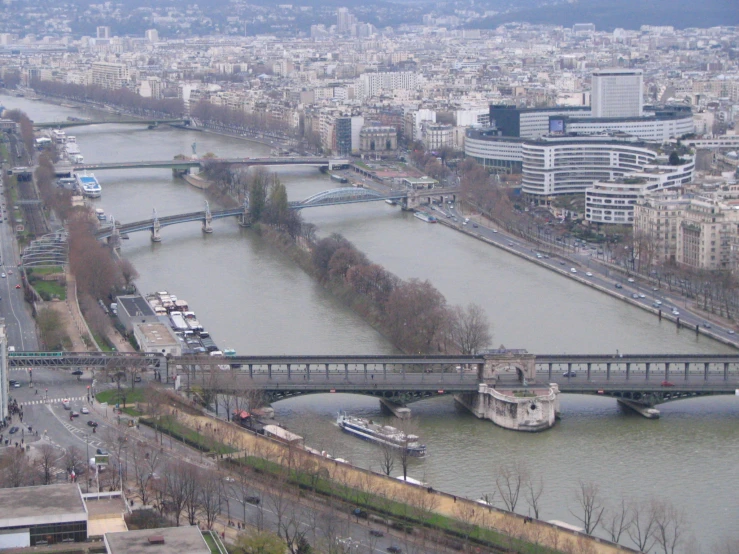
[298,187,387,207]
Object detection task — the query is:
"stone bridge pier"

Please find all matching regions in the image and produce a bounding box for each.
[455,350,559,432]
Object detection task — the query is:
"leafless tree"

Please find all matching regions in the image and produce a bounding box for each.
[131,444,156,506]
[395,418,421,482]
[496,462,528,513]
[163,461,193,525]
[570,480,606,535]
[64,445,85,480]
[448,303,493,354]
[183,466,201,526]
[36,444,59,485]
[712,536,739,554]
[376,440,396,477]
[524,473,544,519]
[627,499,657,552]
[231,472,260,530]
[652,499,687,554]
[1,448,35,487]
[603,497,630,544]
[199,470,224,530]
[266,475,292,538]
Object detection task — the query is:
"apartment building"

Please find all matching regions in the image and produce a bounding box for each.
[91,61,130,90]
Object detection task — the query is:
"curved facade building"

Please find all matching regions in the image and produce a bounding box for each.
[464,129,524,173]
[585,156,695,225]
[521,136,659,199]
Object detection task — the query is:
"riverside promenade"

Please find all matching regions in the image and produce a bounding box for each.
[166,403,638,554]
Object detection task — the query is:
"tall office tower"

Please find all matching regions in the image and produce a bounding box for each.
[96,26,111,39]
[337,8,352,33]
[591,69,643,118]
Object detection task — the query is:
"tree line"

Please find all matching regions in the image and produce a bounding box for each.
[30,79,183,118]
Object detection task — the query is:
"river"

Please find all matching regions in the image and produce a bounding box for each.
[4,94,737,550]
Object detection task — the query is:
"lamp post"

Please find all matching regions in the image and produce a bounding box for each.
[85,434,90,493]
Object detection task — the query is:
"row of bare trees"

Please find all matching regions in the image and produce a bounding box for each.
[30,79,183,118]
[310,232,492,355]
[190,100,297,139]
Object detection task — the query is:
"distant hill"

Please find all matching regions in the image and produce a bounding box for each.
[473,0,739,31]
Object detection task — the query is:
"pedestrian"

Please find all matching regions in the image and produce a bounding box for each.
[371,374,374,380]
[453,496,456,503]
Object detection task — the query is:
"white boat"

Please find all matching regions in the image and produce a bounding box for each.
[169,311,189,331]
[75,172,101,198]
[385,199,397,206]
[413,210,437,223]
[224,348,236,357]
[183,311,203,331]
[336,413,426,457]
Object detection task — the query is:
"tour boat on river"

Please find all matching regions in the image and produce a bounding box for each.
[413,210,437,223]
[336,413,426,457]
[74,172,102,198]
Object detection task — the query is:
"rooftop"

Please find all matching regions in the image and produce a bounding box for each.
[135,322,179,346]
[0,484,86,522]
[105,526,209,554]
[117,294,157,318]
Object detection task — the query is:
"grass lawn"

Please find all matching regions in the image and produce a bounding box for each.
[203,532,221,554]
[33,279,67,300]
[28,266,64,276]
[96,387,147,406]
[141,415,236,455]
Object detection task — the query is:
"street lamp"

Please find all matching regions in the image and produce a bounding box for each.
[85,434,90,493]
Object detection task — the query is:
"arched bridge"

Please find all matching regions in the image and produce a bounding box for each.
[96,187,460,241]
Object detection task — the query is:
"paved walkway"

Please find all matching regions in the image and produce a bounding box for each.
[166,405,636,554]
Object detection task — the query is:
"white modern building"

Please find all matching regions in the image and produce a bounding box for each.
[521,135,694,201]
[591,69,644,118]
[355,72,418,101]
[464,129,524,173]
[585,156,695,225]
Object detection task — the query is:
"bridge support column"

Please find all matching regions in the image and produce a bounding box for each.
[684,362,689,381]
[586,363,591,380]
[248,364,253,379]
[646,362,651,380]
[626,363,631,381]
[287,364,291,380]
[454,383,558,431]
[268,364,272,380]
[665,362,670,380]
[617,399,660,419]
[724,362,729,381]
[344,364,349,381]
[202,201,213,234]
[379,399,411,420]
[548,363,552,380]
[606,363,611,381]
[704,363,708,381]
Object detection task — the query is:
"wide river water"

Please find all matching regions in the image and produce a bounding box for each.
[5,94,738,550]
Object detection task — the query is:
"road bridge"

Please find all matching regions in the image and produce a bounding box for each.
[34,119,189,129]
[56,157,350,174]
[94,187,460,242]
[9,351,737,425]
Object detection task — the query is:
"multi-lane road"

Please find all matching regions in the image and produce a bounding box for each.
[430,200,739,347]
[1,135,39,351]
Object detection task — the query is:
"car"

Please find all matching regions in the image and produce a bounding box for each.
[570,268,577,273]
[1,273,5,278]
[8,426,18,434]
[387,547,403,553]
[12,382,20,388]
[134,376,142,382]
[472,223,478,228]
[661,380,675,387]
[585,272,593,277]
[492,229,498,233]
[654,300,663,306]
[70,411,80,418]
[652,302,661,308]
[563,371,577,377]
[508,242,514,246]
[559,261,565,266]
[462,221,467,225]
[627,278,635,283]
[81,407,89,414]
[638,293,646,298]
[614,283,623,289]
[15,284,20,289]
[224,476,235,483]
[369,530,384,537]
[87,420,98,427]
[672,310,680,316]
[96,448,109,456]
[7,270,12,275]
[8,379,16,386]
[246,496,261,505]
[728,330,736,335]
[632,293,639,299]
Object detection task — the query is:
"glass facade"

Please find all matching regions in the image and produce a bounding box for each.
[3,520,87,546]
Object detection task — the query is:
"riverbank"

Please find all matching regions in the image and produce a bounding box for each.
[447,209,739,351]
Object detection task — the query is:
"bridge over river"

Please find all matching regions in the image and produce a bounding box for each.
[94,187,460,242]
[8,351,738,423]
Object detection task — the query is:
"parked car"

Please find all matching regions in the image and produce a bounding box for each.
[369,530,384,537]
[563,371,577,377]
[246,496,260,505]
[387,547,403,553]
[614,283,623,289]
[8,426,18,434]
[87,421,98,427]
[661,380,675,387]
[81,407,89,414]
[70,411,80,418]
